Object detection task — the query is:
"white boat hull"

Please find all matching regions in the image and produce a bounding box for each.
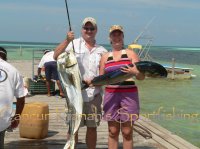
[165,67,196,79]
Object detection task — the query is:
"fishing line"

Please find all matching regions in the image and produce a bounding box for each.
[64,0,75,52]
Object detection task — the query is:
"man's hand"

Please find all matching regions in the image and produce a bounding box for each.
[10,115,20,129]
[66,31,75,42]
[83,79,93,87]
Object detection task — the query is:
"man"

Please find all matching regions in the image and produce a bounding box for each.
[38,50,64,97]
[54,17,107,149]
[0,47,25,148]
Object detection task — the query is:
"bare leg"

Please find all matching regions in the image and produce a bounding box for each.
[56,80,64,96]
[121,122,133,149]
[86,127,97,149]
[46,80,51,96]
[0,130,5,149]
[108,121,120,149]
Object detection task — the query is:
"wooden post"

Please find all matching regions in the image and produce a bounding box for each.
[32,50,34,78]
[20,45,22,56]
[171,58,175,80]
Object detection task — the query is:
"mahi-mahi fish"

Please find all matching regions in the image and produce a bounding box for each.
[82,61,167,89]
[57,49,83,149]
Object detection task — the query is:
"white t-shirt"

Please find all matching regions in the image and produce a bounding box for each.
[65,37,107,102]
[38,51,55,68]
[0,59,25,131]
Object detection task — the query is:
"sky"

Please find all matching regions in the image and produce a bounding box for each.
[1,0,200,46]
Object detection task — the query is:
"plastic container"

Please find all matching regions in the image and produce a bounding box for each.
[19,102,49,139]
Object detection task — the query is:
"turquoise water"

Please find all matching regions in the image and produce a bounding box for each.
[1,41,200,147]
[136,63,200,147]
[151,45,200,51]
[0,41,57,60]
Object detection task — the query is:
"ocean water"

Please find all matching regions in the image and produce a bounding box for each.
[136,71,200,147]
[1,41,200,147]
[149,46,200,65]
[0,41,57,60]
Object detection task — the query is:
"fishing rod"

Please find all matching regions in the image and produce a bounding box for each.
[64,0,75,52]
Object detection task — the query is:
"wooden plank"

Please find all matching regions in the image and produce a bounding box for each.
[136,120,184,148]
[137,117,199,149]
[139,117,199,149]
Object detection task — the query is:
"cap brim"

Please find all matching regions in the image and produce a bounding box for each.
[110,29,123,34]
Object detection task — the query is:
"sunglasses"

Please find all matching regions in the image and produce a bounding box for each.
[83,27,95,31]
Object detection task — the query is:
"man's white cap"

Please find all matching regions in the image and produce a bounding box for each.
[82,17,97,27]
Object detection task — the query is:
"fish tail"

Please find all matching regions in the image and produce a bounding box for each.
[63,141,70,149]
[63,138,75,149]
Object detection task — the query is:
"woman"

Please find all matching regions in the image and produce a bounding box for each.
[99,25,145,149]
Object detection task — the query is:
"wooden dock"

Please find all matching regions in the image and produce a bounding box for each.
[4,95,199,149]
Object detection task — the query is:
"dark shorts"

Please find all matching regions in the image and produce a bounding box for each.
[44,61,59,81]
[103,86,140,124]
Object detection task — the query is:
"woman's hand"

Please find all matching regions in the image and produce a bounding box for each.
[121,64,145,80]
[120,64,140,76]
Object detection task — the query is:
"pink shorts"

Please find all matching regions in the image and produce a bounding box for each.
[103,86,140,123]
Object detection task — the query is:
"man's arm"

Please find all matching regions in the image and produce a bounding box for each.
[37,55,45,76]
[11,96,25,129]
[37,68,42,76]
[54,31,74,60]
[15,97,25,116]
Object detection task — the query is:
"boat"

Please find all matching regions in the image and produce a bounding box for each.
[128,19,196,80]
[128,43,196,79]
[163,58,196,79]
[129,44,196,79]
[128,17,155,62]
[164,66,196,79]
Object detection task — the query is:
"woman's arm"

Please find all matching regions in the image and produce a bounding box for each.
[121,49,145,80]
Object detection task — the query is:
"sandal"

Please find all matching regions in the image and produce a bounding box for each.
[59,94,65,98]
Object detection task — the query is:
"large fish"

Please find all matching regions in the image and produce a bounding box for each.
[82,61,167,89]
[136,61,167,77]
[57,49,83,149]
